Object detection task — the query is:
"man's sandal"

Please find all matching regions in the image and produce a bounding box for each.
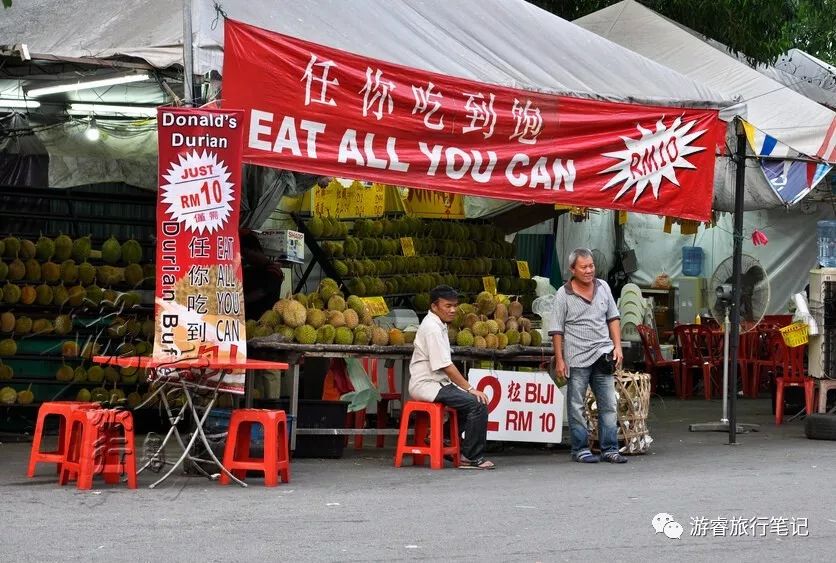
[458,457,496,470]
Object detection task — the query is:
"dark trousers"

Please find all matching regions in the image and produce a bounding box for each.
[435,384,488,461]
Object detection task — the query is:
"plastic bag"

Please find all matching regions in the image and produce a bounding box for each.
[340,357,382,412]
[651,273,671,289]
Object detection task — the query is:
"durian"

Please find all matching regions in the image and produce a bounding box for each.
[456,329,475,347]
[282,300,307,328]
[371,326,389,346]
[306,308,327,329]
[343,309,359,329]
[334,326,354,345]
[102,236,122,265]
[389,328,405,345]
[316,324,336,344]
[327,310,346,328]
[294,324,318,345]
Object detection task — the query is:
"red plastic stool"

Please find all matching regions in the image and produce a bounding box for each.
[59,408,137,490]
[27,401,100,478]
[219,409,291,487]
[347,358,402,449]
[394,401,460,469]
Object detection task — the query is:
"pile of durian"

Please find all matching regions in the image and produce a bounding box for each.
[248,278,406,347]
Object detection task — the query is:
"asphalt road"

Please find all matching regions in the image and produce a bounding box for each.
[1,398,834,562]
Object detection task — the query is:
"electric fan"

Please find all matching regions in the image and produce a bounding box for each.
[690,254,768,434]
[709,254,770,330]
[591,249,609,279]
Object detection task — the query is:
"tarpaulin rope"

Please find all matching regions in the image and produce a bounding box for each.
[212,1,229,29]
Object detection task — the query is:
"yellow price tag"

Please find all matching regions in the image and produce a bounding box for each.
[482,276,497,294]
[310,180,386,218]
[400,237,416,257]
[516,260,531,279]
[361,297,390,317]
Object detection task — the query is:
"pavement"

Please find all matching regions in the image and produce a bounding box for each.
[1,398,834,563]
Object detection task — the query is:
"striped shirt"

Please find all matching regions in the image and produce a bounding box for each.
[548,279,620,368]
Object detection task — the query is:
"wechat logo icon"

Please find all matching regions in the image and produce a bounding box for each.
[652,513,683,539]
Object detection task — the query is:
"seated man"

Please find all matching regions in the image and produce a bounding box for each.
[408,285,495,469]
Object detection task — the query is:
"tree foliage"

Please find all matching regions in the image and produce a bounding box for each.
[529,0,835,66]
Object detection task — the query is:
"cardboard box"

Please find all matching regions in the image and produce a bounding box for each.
[256,229,304,263]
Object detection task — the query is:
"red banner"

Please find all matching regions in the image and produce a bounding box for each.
[153,107,247,393]
[222,20,724,220]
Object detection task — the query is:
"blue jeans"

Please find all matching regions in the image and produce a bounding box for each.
[567,357,618,455]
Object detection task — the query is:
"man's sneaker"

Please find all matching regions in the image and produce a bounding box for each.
[571,451,600,463]
[601,452,628,464]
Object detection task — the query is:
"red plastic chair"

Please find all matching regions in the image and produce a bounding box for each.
[637,324,682,397]
[220,409,290,487]
[28,401,100,478]
[761,314,793,328]
[345,358,376,450]
[749,329,784,397]
[674,324,722,400]
[737,331,761,397]
[394,401,460,469]
[347,358,401,449]
[59,408,137,490]
[368,358,400,448]
[775,343,815,425]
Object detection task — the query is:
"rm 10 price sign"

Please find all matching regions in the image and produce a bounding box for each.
[468,369,563,443]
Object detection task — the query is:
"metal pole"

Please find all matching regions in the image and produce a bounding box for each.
[727,118,747,444]
[721,314,730,423]
[183,0,195,106]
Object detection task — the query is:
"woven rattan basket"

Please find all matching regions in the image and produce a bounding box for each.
[583,370,652,455]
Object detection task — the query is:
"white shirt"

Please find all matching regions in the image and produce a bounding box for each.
[408,311,452,402]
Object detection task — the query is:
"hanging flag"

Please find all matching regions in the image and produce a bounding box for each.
[222,20,724,221]
[742,119,833,205]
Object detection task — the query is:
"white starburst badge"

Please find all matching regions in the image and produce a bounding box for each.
[161,150,234,233]
[599,116,707,203]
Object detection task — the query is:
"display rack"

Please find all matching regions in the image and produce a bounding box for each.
[290,212,537,311]
[0,187,157,414]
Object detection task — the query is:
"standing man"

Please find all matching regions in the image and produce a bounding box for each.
[550,248,627,464]
[409,285,495,469]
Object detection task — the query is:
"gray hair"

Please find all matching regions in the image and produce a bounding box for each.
[568,248,593,269]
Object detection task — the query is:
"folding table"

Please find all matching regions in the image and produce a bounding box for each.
[92,355,289,488]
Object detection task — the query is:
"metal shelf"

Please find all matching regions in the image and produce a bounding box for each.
[1,353,151,361]
[0,378,146,387]
[0,303,154,315]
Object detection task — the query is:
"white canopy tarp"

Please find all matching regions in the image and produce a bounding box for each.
[575,0,836,212]
[776,49,836,95]
[758,64,836,111]
[5,0,740,199]
[576,0,836,162]
[3,0,733,108]
[555,205,834,315]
